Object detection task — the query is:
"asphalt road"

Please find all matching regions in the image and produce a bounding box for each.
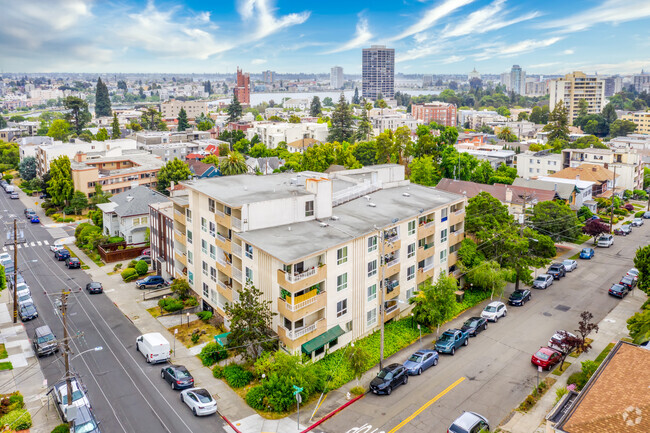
[0,192,220,432]
[325,226,644,433]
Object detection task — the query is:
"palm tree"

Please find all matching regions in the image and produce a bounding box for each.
[219,151,248,176]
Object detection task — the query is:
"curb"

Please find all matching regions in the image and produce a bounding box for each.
[301,394,364,433]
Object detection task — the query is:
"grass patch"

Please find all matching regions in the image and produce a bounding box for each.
[169,320,224,348]
[146,307,162,319]
[594,342,615,364]
[81,265,90,270]
[0,362,13,371]
[568,252,580,260]
[517,377,556,412]
[81,248,105,267]
[0,344,7,359]
[552,362,571,376]
[577,234,591,244]
[568,338,594,358]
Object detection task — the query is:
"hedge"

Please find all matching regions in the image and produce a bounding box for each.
[121,268,137,281]
[0,408,32,430]
[245,385,266,411]
[135,260,148,276]
[223,364,253,388]
[197,311,213,322]
[158,298,183,312]
[212,365,224,378]
[636,211,645,218]
[199,342,228,366]
[51,425,70,433]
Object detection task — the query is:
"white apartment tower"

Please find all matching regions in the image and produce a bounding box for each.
[549,71,605,122]
[330,66,344,89]
[509,65,526,95]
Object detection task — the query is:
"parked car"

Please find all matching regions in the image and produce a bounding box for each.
[608,283,630,298]
[33,325,59,357]
[30,215,40,224]
[17,292,33,306]
[597,234,614,248]
[69,405,101,433]
[632,217,644,227]
[448,412,490,433]
[619,275,636,290]
[460,317,488,337]
[614,225,631,236]
[50,244,65,252]
[547,263,566,279]
[134,255,151,265]
[508,289,531,306]
[562,259,577,272]
[24,209,35,218]
[19,303,38,321]
[141,248,151,256]
[180,388,218,416]
[10,192,19,199]
[161,365,195,390]
[369,363,408,395]
[16,283,30,296]
[481,301,507,322]
[135,275,167,289]
[548,330,577,353]
[627,268,640,282]
[65,257,81,269]
[531,347,562,370]
[8,274,25,289]
[644,211,650,219]
[533,274,554,289]
[403,350,439,375]
[51,378,91,421]
[580,248,595,259]
[54,249,70,261]
[435,329,469,355]
[0,252,10,262]
[86,282,103,294]
[136,332,171,364]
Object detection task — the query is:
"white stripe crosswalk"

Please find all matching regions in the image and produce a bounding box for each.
[2,242,54,252]
[23,243,29,248]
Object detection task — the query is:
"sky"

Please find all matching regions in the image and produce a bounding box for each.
[1,0,650,75]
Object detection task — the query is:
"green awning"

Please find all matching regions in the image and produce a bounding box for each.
[214,332,231,347]
[302,325,345,354]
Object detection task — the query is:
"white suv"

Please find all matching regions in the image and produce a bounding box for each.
[481,301,507,322]
[597,234,614,248]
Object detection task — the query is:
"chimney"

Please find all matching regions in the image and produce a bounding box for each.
[505,187,513,203]
[592,166,597,172]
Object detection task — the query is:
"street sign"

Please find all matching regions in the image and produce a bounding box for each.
[538,366,543,372]
[292,385,303,396]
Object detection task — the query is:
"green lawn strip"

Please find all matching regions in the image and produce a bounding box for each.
[64,247,86,267]
[552,362,571,376]
[594,342,615,364]
[0,362,13,371]
[0,343,7,359]
[576,234,591,244]
[568,253,580,260]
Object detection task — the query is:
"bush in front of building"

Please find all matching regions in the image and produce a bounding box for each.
[223,364,253,388]
[197,311,213,322]
[51,425,70,433]
[199,342,228,366]
[158,298,183,313]
[134,260,148,276]
[121,268,138,282]
[0,408,32,430]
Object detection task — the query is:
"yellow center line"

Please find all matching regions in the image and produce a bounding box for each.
[387,377,466,433]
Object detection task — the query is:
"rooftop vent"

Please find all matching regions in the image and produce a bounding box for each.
[331,216,340,221]
[319,222,329,227]
[364,196,371,201]
[402,192,411,197]
[392,218,399,223]
[126,195,134,202]
[368,203,377,207]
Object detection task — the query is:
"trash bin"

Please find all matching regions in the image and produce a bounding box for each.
[455,290,465,303]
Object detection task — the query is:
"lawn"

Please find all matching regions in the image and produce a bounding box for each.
[569,338,594,358]
[0,345,11,371]
[568,252,580,260]
[517,377,556,412]
[552,361,571,376]
[0,362,12,371]
[0,344,7,359]
[168,320,223,348]
[576,234,591,244]
[146,307,162,319]
[594,342,616,364]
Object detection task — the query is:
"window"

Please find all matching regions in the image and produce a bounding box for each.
[408,220,416,236]
[406,288,415,299]
[209,244,216,260]
[368,236,377,253]
[337,247,348,265]
[407,265,415,281]
[208,198,215,213]
[188,271,194,285]
[187,251,193,265]
[366,308,377,326]
[209,222,216,237]
[305,200,314,217]
[367,260,377,277]
[440,250,447,263]
[337,273,348,291]
[440,228,448,243]
[202,261,208,276]
[210,267,217,282]
[245,243,253,259]
[186,230,193,244]
[201,217,207,232]
[367,284,377,302]
[441,208,448,222]
[337,299,348,317]
[407,243,416,258]
[245,267,253,283]
[203,283,209,297]
[201,239,207,255]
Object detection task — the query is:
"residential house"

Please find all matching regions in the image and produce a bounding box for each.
[549,163,617,197]
[561,147,643,191]
[245,122,328,149]
[286,138,320,154]
[149,201,175,279]
[516,150,563,179]
[187,160,219,178]
[457,149,516,169]
[246,157,282,175]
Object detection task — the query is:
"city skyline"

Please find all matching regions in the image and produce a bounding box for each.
[0,0,650,75]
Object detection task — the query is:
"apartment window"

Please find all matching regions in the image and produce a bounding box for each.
[305,200,314,217]
[185,209,192,223]
[210,267,217,282]
[367,260,377,277]
[208,198,215,213]
[440,228,448,243]
[368,236,377,253]
[440,250,447,263]
[337,247,348,265]
[209,244,216,260]
[441,208,448,222]
[337,299,348,318]
[366,308,377,327]
[337,273,348,291]
[201,217,207,232]
[188,271,194,285]
[187,230,193,244]
[203,283,209,297]
[245,267,253,283]
[209,222,216,237]
[245,243,253,259]
[407,243,416,258]
[367,284,377,302]
[407,265,415,281]
[202,261,208,276]
[408,220,416,236]
[187,251,193,265]
[201,239,208,255]
[406,288,415,299]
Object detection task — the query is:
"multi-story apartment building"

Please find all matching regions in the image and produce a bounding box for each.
[160,100,209,119]
[549,71,605,122]
[262,70,274,84]
[516,150,563,179]
[135,131,211,145]
[330,66,344,89]
[633,72,650,93]
[411,102,457,127]
[245,122,328,149]
[169,165,466,358]
[509,65,526,95]
[604,75,623,97]
[561,147,643,191]
[609,134,650,150]
[525,80,548,97]
[621,111,649,135]
[362,45,395,99]
[234,68,250,105]
[371,114,422,136]
[150,201,175,279]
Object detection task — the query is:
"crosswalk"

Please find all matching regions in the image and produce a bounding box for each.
[2,240,49,251]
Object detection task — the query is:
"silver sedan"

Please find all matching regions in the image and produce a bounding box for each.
[180,388,217,416]
[562,259,577,272]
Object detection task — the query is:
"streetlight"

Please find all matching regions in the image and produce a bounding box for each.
[161,295,166,315]
[186,312,190,328]
[70,346,103,362]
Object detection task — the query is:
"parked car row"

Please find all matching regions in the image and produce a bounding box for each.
[609,267,639,298]
[533,259,579,291]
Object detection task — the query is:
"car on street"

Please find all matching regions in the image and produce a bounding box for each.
[54,249,70,261]
[481,301,507,322]
[0,252,10,262]
[9,274,25,289]
[17,292,33,306]
[65,257,81,269]
[369,363,408,395]
[51,378,91,421]
[435,329,469,355]
[632,217,644,227]
[508,289,531,306]
[448,411,490,433]
[19,303,38,321]
[644,211,650,219]
[608,283,630,298]
[135,275,167,289]
[50,244,65,252]
[24,209,35,218]
[533,274,554,290]
[33,325,59,357]
[597,234,614,248]
[531,347,562,370]
[547,263,566,279]
[10,192,19,199]
[86,282,103,294]
[460,317,488,337]
[30,215,40,223]
[614,225,632,236]
[180,388,218,416]
[626,268,640,282]
[619,275,636,290]
[548,330,577,353]
[161,365,195,390]
[69,405,101,433]
[580,248,595,259]
[403,349,439,375]
[562,259,577,272]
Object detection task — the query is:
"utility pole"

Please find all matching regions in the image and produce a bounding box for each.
[378,228,385,371]
[515,192,532,292]
[61,290,73,429]
[610,165,617,233]
[12,219,17,323]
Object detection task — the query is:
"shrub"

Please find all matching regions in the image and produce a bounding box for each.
[197,311,213,322]
[224,364,253,388]
[191,333,200,344]
[158,298,183,313]
[212,365,224,378]
[350,386,365,396]
[183,297,198,307]
[199,342,228,366]
[45,208,57,216]
[624,203,634,212]
[567,371,582,387]
[134,260,148,276]
[0,408,32,430]
[113,263,122,272]
[51,425,70,433]
[124,273,140,282]
[636,211,645,218]
[128,260,138,269]
[121,268,137,281]
[108,236,124,244]
[613,208,628,216]
[555,386,568,404]
[245,385,266,411]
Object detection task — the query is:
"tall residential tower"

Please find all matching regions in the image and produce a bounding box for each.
[330,66,344,89]
[362,45,395,99]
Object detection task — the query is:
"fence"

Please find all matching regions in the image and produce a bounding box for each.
[98,241,149,263]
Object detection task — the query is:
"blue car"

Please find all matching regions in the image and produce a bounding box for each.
[30,215,40,223]
[579,248,594,259]
[403,349,439,375]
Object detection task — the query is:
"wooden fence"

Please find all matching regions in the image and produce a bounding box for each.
[98,241,149,263]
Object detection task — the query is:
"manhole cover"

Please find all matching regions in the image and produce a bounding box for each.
[555,305,570,312]
[543,312,552,317]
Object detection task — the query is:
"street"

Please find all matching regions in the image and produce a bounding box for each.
[324,228,644,433]
[0,192,221,432]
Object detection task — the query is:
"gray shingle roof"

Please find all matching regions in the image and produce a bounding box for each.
[106,186,170,217]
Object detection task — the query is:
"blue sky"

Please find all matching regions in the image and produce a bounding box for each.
[1,0,649,75]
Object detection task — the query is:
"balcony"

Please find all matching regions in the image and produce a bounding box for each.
[231,242,242,258]
[277,264,327,292]
[231,216,242,231]
[383,229,399,244]
[382,257,400,277]
[278,318,326,347]
[216,280,232,299]
[232,266,243,283]
[384,304,400,322]
[449,209,465,226]
[449,229,465,245]
[448,251,458,268]
[174,230,186,245]
[174,250,187,267]
[278,289,326,322]
[215,210,230,227]
[216,257,232,277]
[385,281,400,301]
[173,209,186,225]
[417,263,435,284]
[417,243,435,261]
[216,233,231,253]
[418,220,436,239]
[382,238,401,254]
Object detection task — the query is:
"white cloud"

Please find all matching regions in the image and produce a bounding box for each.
[442,0,539,38]
[238,0,310,40]
[541,0,650,33]
[473,37,563,61]
[570,59,650,74]
[562,49,574,55]
[251,58,267,64]
[389,0,475,41]
[324,16,373,54]
[442,55,465,64]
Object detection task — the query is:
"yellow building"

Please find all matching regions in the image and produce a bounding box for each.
[621,111,650,134]
[549,71,605,121]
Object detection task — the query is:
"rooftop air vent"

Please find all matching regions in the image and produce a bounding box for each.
[126,195,134,202]
[402,192,411,197]
[368,203,377,207]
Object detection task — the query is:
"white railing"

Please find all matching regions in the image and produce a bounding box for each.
[420,221,435,229]
[286,319,324,340]
[174,209,184,218]
[233,267,243,282]
[454,208,465,216]
[384,258,400,268]
[231,216,242,230]
[215,209,226,218]
[217,256,231,267]
[332,182,381,207]
[218,280,231,292]
[231,243,242,257]
[284,267,317,283]
[216,233,229,244]
[423,262,434,272]
[385,305,398,314]
[282,294,319,312]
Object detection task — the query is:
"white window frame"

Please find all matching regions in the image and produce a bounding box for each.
[440,228,448,243]
[209,244,216,260]
[187,251,193,265]
[305,200,314,217]
[368,236,377,253]
[366,308,377,327]
[202,261,208,276]
[337,299,348,318]
[337,273,348,291]
[201,239,208,255]
[367,284,377,302]
[407,265,415,281]
[367,260,377,277]
[201,217,207,233]
[440,249,447,263]
[407,243,416,258]
[408,220,416,236]
[337,247,348,265]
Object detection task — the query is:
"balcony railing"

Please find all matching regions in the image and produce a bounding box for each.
[454,208,465,216]
[282,289,319,311]
[385,304,398,314]
[420,242,434,250]
[215,209,226,218]
[216,233,229,244]
[218,280,232,292]
[285,319,324,340]
[285,267,317,283]
[232,216,242,230]
[233,267,243,282]
[419,262,434,272]
[383,257,400,268]
[419,220,434,229]
[217,256,231,267]
[231,243,242,257]
[384,279,399,291]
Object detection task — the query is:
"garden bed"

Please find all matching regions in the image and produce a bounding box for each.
[517,377,556,412]
[568,338,593,358]
[552,361,571,376]
[0,343,11,371]
[168,320,224,348]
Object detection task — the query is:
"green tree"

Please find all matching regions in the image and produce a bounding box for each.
[634,245,650,295]
[95,128,109,141]
[352,87,360,105]
[111,113,120,139]
[543,101,570,142]
[203,154,220,166]
[410,273,457,333]
[47,156,74,206]
[227,94,243,123]
[529,201,581,242]
[601,103,617,129]
[224,282,276,360]
[375,130,395,163]
[0,115,6,129]
[249,142,271,158]
[517,112,529,121]
[288,115,301,123]
[94,77,112,117]
[220,151,248,176]
[233,138,251,154]
[310,96,322,117]
[47,119,71,141]
[355,101,373,142]
[156,158,192,194]
[301,143,336,172]
[609,119,637,138]
[143,107,161,130]
[18,156,37,181]
[170,278,191,300]
[464,260,507,300]
[0,264,6,292]
[63,96,91,135]
[352,140,377,166]
[496,106,510,117]
[90,182,111,206]
[70,191,89,215]
[345,344,368,385]
[218,142,230,156]
[409,156,438,186]
[322,97,334,107]
[177,108,190,132]
[328,93,354,143]
[497,127,518,142]
[628,307,650,344]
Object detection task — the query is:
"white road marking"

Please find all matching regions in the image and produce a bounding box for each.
[43,240,49,245]
[16,245,20,249]
[8,246,13,251]
[23,243,29,248]
[37,241,42,246]
[1,247,5,252]
[30,242,35,247]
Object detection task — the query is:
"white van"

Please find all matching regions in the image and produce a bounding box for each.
[4,185,14,193]
[135,332,170,364]
[597,234,614,248]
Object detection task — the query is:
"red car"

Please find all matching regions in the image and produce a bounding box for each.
[531,347,562,370]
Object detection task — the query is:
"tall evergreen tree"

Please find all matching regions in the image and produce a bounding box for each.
[355,101,372,142]
[227,93,243,123]
[95,77,112,117]
[204,80,212,95]
[328,93,354,143]
[543,101,570,142]
[177,108,190,132]
[64,96,91,135]
[111,113,120,139]
[0,115,6,129]
[310,96,322,117]
[352,87,360,105]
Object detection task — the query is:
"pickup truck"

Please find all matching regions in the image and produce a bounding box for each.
[135,275,169,290]
[434,328,469,355]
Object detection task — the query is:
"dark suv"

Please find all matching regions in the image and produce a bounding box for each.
[33,325,59,357]
[135,275,167,289]
[547,263,566,279]
[369,363,408,395]
[54,249,70,261]
[65,257,81,269]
